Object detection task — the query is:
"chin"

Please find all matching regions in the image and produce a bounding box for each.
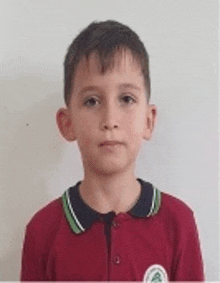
[92,161,127,176]
[84,151,135,176]
[100,165,124,175]
[95,158,135,177]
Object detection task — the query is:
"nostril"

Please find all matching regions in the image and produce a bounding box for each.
[102,124,118,130]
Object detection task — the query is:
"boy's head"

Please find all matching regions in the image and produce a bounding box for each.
[57,20,157,176]
[64,20,151,107]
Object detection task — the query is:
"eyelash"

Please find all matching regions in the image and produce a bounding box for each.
[84,95,136,107]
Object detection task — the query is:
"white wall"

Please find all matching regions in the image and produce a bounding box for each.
[0,0,219,280]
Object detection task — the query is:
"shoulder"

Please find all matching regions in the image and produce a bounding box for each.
[21,198,66,276]
[26,197,64,237]
[159,191,196,229]
[156,191,200,250]
[161,191,193,214]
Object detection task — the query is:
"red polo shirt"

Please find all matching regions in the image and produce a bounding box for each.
[20,178,204,281]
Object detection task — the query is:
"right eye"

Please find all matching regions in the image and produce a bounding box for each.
[84,97,99,107]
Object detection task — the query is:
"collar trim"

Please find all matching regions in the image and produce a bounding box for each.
[149,185,161,216]
[62,179,161,234]
[62,190,85,234]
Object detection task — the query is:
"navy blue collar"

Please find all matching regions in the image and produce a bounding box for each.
[62,178,161,234]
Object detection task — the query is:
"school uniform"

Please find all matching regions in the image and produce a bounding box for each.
[21,178,204,281]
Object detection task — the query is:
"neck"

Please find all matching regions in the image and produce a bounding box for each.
[79,169,141,214]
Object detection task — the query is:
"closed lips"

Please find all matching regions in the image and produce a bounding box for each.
[100,141,122,146]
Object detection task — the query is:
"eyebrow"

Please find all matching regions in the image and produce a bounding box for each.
[78,83,141,96]
[118,83,141,91]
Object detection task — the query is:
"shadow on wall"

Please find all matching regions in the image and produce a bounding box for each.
[0,57,80,280]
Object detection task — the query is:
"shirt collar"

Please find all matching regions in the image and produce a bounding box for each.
[62,178,161,234]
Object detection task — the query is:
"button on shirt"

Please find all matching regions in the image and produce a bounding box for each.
[112,220,120,228]
[20,178,204,281]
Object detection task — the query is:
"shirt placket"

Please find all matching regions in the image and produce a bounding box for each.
[103,212,115,281]
[108,216,123,281]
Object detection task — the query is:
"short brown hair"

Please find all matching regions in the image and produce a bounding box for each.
[64,20,151,106]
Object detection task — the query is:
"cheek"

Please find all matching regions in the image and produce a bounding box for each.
[74,114,98,147]
[124,112,145,136]
[74,112,94,132]
[79,119,92,132]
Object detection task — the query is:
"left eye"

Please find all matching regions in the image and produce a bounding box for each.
[84,97,99,107]
[121,95,136,104]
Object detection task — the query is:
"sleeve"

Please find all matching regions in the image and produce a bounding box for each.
[20,225,47,281]
[173,211,205,281]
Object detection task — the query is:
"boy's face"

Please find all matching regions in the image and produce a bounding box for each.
[57,50,157,176]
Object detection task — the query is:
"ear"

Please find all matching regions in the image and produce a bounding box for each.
[56,107,76,141]
[143,104,157,140]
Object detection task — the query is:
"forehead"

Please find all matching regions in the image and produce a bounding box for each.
[73,50,144,89]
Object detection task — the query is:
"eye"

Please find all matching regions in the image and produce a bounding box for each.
[84,97,99,107]
[121,94,136,104]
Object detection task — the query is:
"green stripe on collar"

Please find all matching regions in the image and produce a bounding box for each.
[147,186,161,217]
[62,191,84,234]
[151,187,161,216]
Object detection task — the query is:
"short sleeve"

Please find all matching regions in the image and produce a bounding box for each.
[172,211,205,281]
[20,225,46,281]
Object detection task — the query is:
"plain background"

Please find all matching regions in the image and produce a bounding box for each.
[0,0,219,281]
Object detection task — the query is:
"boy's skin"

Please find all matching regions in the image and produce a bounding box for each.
[56,49,157,215]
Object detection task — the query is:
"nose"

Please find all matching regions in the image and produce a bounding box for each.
[102,124,118,130]
[101,102,119,131]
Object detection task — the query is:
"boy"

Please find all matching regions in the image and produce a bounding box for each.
[20,20,204,281]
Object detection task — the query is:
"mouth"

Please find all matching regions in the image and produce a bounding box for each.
[99,140,123,147]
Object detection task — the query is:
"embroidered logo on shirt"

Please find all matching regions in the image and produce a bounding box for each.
[143,264,168,283]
